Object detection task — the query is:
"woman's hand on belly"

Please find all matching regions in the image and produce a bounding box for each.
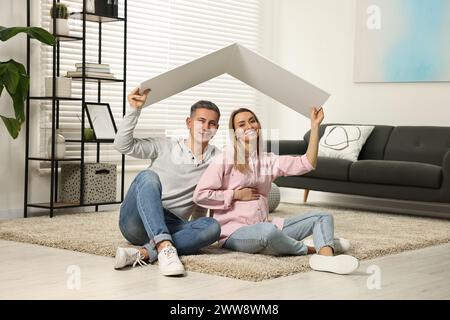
[233,187,260,201]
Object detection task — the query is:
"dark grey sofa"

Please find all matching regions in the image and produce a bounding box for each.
[267,124,450,204]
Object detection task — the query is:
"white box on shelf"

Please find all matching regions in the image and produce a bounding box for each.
[45,77,72,98]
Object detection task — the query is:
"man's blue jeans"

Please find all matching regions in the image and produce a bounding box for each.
[223,213,335,256]
[119,170,221,263]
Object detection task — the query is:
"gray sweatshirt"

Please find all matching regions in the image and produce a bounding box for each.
[114,107,219,221]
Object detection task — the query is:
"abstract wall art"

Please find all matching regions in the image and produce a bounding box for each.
[354,0,450,82]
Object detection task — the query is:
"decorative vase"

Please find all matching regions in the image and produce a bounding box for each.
[86,0,95,13]
[50,18,70,36]
[45,77,72,98]
[47,129,66,159]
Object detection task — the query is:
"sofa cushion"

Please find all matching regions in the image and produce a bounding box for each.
[384,127,450,166]
[318,125,374,162]
[304,157,352,181]
[349,160,442,188]
[358,126,394,160]
[265,140,307,155]
[304,124,394,160]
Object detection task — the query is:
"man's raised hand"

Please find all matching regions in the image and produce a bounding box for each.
[128,87,151,109]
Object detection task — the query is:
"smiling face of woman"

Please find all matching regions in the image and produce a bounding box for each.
[233,111,261,143]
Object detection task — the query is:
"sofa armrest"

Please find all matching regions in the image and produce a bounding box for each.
[441,150,450,202]
[265,140,308,155]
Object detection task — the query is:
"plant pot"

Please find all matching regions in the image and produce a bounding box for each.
[50,18,70,36]
[47,129,66,159]
[86,0,96,13]
[83,128,96,141]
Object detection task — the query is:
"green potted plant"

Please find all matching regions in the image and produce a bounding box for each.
[50,3,70,36]
[77,114,96,142]
[0,26,55,139]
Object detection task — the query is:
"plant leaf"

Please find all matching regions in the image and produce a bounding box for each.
[0,60,19,94]
[0,63,7,77]
[0,115,21,139]
[0,26,27,41]
[0,26,55,45]
[27,27,56,45]
[11,84,27,124]
[8,60,29,123]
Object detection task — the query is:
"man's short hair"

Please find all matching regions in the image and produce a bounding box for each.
[190,100,220,119]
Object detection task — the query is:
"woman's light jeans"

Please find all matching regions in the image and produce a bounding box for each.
[223,213,335,256]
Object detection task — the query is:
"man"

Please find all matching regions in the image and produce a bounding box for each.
[113,87,221,276]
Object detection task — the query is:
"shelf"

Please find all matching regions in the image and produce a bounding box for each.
[28,157,82,162]
[28,201,122,209]
[55,34,83,42]
[69,76,124,83]
[29,96,82,101]
[70,12,125,23]
[25,1,127,218]
[28,202,79,209]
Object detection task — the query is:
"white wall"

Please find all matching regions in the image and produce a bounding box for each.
[1,0,32,216]
[266,0,450,214]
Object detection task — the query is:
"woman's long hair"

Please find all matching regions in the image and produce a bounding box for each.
[228,108,264,174]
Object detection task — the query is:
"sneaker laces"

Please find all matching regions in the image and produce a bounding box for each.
[132,252,148,268]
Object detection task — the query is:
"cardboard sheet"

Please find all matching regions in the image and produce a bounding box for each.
[139,43,330,116]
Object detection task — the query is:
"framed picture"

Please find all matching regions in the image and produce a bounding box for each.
[84,102,117,142]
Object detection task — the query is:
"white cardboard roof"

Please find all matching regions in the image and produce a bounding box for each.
[139,43,330,116]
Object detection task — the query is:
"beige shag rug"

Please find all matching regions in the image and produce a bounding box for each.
[1,203,450,281]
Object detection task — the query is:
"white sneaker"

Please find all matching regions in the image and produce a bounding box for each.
[303,237,351,254]
[114,247,148,269]
[309,254,359,275]
[157,246,185,276]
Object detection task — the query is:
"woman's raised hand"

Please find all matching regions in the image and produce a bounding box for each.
[310,106,324,129]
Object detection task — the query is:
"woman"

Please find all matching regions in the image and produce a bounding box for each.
[193,107,359,274]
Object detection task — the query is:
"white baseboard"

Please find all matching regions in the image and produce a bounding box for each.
[280,187,450,219]
[0,208,24,220]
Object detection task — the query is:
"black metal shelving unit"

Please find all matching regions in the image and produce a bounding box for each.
[24,0,127,218]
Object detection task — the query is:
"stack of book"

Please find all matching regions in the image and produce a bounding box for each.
[66,63,116,79]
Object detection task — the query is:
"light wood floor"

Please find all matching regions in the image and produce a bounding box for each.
[1,239,449,300]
